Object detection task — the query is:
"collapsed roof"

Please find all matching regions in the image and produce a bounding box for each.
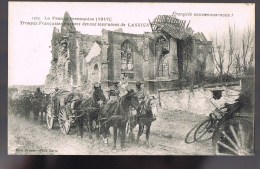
[149,15,193,40]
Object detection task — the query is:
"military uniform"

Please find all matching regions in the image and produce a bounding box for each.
[105,82,121,114]
[119,74,129,97]
[34,89,43,99]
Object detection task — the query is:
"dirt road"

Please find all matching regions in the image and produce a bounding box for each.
[8,108,213,155]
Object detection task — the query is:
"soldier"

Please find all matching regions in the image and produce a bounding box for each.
[135,81,149,103]
[34,87,43,99]
[105,81,120,112]
[63,86,82,117]
[119,73,129,97]
[135,81,149,115]
[52,87,60,115]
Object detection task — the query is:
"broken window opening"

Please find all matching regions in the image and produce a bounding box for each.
[121,40,134,72]
[155,36,170,78]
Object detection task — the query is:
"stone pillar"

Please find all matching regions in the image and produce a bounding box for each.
[143,35,150,81]
[169,37,178,80]
[100,29,110,96]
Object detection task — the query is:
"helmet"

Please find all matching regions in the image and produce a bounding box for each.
[136,81,142,86]
[55,87,59,91]
[36,87,40,91]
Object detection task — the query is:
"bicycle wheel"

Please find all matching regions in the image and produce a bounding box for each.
[185,122,200,144]
[194,118,214,142]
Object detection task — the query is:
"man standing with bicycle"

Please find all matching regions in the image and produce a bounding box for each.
[211,87,242,120]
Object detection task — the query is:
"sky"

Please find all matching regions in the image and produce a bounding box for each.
[8,2,255,85]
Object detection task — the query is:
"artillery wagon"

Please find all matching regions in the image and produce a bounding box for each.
[46,89,99,135]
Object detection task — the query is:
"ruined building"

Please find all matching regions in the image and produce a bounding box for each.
[45,12,214,94]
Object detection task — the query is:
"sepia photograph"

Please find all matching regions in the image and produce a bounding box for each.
[8,2,255,155]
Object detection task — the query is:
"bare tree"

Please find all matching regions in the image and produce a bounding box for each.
[241,26,254,73]
[234,53,241,75]
[226,25,234,75]
[212,33,225,82]
[233,26,255,75]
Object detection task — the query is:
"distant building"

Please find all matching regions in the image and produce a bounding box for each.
[45,12,214,94]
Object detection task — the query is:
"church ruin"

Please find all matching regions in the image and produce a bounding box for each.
[45,12,214,95]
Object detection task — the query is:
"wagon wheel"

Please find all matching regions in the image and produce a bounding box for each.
[194,118,214,142]
[212,117,253,155]
[46,104,54,129]
[58,107,71,134]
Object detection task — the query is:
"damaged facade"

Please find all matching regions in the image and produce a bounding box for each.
[45,12,214,94]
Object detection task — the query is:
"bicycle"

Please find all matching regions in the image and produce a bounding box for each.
[185,92,239,144]
[185,108,225,143]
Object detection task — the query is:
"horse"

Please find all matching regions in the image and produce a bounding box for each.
[31,94,51,122]
[76,87,107,139]
[100,89,140,151]
[135,97,157,147]
[12,90,33,119]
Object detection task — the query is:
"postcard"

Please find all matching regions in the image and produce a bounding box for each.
[8,2,255,155]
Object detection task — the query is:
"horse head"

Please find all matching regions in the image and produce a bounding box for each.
[93,87,107,108]
[145,96,158,117]
[123,89,140,111]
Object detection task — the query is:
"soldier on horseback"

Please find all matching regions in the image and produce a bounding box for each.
[134,81,149,114]
[64,86,83,117]
[34,87,44,100]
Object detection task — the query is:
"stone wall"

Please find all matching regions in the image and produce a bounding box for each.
[159,86,241,115]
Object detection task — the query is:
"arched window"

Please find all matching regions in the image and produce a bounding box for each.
[94,63,99,70]
[155,36,169,78]
[93,63,101,81]
[121,40,133,72]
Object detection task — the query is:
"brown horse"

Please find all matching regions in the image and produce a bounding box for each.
[100,89,140,151]
[76,87,107,139]
[135,98,157,146]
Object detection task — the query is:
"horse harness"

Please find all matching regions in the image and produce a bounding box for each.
[98,96,129,128]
